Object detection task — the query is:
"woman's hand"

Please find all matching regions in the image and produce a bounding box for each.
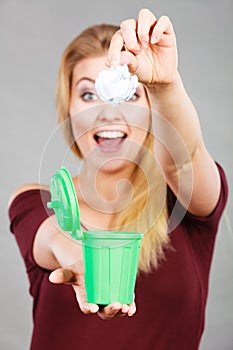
[107,8,178,86]
[34,213,137,320]
[49,263,136,320]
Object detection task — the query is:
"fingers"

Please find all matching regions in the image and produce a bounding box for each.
[49,268,137,319]
[137,10,174,47]
[107,30,124,66]
[150,15,175,45]
[79,302,99,315]
[49,267,77,284]
[98,301,136,320]
[49,270,137,319]
[74,286,99,315]
[49,268,100,315]
[107,9,175,66]
[121,19,141,54]
[127,300,137,317]
[137,8,157,48]
[98,302,124,320]
[106,30,138,70]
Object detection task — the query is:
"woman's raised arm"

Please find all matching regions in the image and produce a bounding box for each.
[107,8,221,216]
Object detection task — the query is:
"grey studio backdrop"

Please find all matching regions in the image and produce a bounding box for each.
[0,1,232,349]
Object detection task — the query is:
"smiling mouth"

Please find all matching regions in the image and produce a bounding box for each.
[94,130,127,152]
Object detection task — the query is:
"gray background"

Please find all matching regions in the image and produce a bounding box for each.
[1,0,232,349]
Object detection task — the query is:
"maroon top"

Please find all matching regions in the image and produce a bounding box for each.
[9,164,228,350]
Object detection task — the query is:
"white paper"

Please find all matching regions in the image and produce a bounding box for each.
[95,65,138,105]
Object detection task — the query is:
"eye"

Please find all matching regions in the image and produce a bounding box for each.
[128,93,139,102]
[81,92,98,101]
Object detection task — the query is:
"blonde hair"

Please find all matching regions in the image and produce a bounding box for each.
[56,24,169,273]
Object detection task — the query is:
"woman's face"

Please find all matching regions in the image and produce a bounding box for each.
[69,55,151,173]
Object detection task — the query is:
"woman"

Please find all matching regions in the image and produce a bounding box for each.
[8,8,228,350]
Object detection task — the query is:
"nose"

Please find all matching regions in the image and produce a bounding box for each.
[96,104,125,123]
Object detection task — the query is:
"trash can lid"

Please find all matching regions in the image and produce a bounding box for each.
[47,166,81,239]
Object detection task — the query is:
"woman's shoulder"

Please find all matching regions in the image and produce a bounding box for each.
[8,183,50,209]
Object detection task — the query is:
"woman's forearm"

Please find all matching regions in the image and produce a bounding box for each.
[146,72,203,171]
[146,72,220,216]
[33,216,83,270]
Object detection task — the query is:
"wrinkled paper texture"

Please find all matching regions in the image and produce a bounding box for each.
[95,65,138,105]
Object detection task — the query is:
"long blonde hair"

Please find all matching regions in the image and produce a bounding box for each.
[56,24,169,273]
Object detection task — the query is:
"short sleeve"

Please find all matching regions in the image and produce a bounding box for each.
[167,162,228,233]
[8,189,54,271]
[184,162,228,231]
[167,163,228,288]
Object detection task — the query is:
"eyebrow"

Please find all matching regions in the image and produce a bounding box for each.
[75,77,95,86]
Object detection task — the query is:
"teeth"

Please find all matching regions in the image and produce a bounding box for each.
[95,131,125,139]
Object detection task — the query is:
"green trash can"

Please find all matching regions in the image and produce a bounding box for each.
[47,167,143,305]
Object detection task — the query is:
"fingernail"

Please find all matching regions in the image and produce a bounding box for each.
[111,305,119,311]
[141,40,148,49]
[111,55,119,66]
[151,34,158,44]
[128,310,135,317]
[135,47,141,54]
[91,305,99,313]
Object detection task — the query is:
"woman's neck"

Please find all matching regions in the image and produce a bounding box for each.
[77,161,136,214]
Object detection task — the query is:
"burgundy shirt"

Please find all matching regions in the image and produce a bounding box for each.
[9,164,228,350]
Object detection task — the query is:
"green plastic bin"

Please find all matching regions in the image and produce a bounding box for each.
[47,167,143,305]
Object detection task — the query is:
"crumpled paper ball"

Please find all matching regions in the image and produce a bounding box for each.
[95,65,138,105]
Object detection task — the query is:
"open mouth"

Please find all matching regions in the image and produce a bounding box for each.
[94,130,127,152]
